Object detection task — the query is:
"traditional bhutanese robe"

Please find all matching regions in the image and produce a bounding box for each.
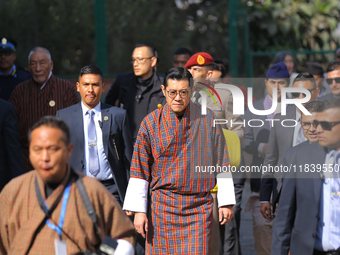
[125,102,233,255]
[8,75,80,171]
[0,167,135,255]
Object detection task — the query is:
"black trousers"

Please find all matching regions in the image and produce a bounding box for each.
[219,179,245,255]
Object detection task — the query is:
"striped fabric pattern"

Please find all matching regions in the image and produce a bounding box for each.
[131,102,230,255]
[8,76,80,171]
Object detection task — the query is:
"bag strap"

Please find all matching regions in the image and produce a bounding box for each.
[74,174,103,242]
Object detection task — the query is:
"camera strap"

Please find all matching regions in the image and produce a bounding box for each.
[34,171,86,254]
[35,172,72,220]
[75,175,103,243]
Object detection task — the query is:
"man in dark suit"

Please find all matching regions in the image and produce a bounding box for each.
[272,97,340,255]
[243,62,290,255]
[282,101,322,166]
[0,98,24,191]
[318,61,340,101]
[105,43,166,141]
[57,65,133,206]
[260,72,319,221]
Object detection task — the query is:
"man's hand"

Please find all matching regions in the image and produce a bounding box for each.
[260,202,272,220]
[219,205,234,225]
[262,143,268,155]
[125,210,134,216]
[134,212,148,238]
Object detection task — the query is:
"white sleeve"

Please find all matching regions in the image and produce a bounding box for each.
[122,178,149,213]
[216,172,236,207]
[114,239,134,255]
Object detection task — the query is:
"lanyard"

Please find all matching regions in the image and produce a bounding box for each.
[44,182,71,237]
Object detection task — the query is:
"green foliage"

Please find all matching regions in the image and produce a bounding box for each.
[244,0,339,51]
[1,0,339,77]
[241,0,339,76]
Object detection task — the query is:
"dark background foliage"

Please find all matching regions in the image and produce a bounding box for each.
[1,0,339,77]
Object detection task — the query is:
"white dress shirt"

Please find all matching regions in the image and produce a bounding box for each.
[81,102,112,181]
[315,150,340,251]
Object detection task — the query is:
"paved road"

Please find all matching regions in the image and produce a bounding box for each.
[239,181,257,255]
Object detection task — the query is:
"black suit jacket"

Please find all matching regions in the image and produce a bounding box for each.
[105,72,166,140]
[56,102,133,202]
[317,93,338,102]
[0,99,24,191]
[272,142,327,255]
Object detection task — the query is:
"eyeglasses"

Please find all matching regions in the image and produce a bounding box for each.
[312,120,340,131]
[301,122,313,130]
[291,88,316,98]
[0,51,13,56]
[130,56,154,64]
[326,77,340,85]
[166,90,189,99]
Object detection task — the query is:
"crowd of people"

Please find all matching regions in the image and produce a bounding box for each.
[0,36,339,255]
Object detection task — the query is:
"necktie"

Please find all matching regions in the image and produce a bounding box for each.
[194,92,201,103]
[295,118,305,146]
[330,150,340,249]
[87,110,100,176]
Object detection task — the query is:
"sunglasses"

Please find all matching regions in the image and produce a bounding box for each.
[291,88,316,98]
[312,120,340,131]
[326,77,340,85]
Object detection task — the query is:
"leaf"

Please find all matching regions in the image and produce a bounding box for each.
[297,3,313,17]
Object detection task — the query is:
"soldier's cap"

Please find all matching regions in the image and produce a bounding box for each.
[266,62,290,79]
[0,37,16,52]
[185,52,214,69]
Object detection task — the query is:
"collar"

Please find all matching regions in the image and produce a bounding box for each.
[40,71,53,90]
[0,64,16,76]
[296,109,301,121]
[319,87,325,97]
[81,101,101,116]
[35,164,71,199]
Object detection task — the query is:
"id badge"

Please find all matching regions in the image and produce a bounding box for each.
[54,239,67,255]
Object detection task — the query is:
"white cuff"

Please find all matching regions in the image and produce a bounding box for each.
[258,143,265,158]
[216,172,236,207]
[122,178,148,213]
[115,239,134,255]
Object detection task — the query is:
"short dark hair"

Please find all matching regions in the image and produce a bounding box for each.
[304,62,324,77]
[303,101,324,114]
[28,116,70,145]
[163,67,193,88]
[173,47,192,56]
[134,43,156,57]
[320,96,340,112]
[293,72,317,89]
[212,63,227,78]
[214,59,229,74]
[272,51,296,72]
[79,64,103,79]
[326,61,340,73]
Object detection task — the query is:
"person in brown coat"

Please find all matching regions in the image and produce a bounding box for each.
[0,116,135,255]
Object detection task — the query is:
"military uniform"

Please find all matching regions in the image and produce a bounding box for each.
[0,65,31,100]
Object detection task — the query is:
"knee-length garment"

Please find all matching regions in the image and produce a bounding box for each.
[131,102,230,254]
